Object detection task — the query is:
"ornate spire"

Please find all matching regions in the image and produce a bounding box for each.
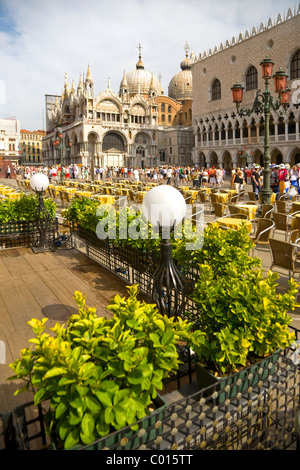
[136,43,144,69]
[77,74,83,92]
[180,42,192,70]
[184,41,190,57]
[120,70,128,88]
[64,72,70,97]
[148,73,155,93]
[85,64,93,83]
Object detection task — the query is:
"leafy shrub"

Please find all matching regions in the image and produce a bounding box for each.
[188,264,297,376]
[9,285,192,449]
[0,194,56,223]
[172,222,260,277]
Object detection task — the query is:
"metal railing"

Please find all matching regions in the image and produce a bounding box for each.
[1,347,298,450]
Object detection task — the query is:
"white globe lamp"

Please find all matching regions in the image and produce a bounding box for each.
[30,173,49,193]
[142,185,186,318]
[142,185,186,230]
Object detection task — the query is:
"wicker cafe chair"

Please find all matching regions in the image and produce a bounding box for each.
[275,200,289,214]
[269,238,300,285]
[228,204,240,215]
[250,218,275,255]
[272,212,297,241]
[198,190,210,212]
[260,204,274,219]
[229,193,239,204]
[248,191,257,202]
[212,202,228,218]
[238,190,246,201]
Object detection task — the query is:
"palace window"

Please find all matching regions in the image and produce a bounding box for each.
[211,79,221,100]
[291,50,300,79]
[246,66,258,91]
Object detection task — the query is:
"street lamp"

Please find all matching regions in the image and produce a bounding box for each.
[231,57,290,204]
[30,173,50,251]
[53,128,73,182]
[142,185,187,318]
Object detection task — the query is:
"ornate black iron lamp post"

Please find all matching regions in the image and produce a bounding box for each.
[142,185,187,318]
[231,57,291,204]
[53,128,72,182]
[30,173,51,251]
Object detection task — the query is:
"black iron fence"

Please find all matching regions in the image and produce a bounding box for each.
[0,219,58,250]
[71,225,196,314]
[0,223,299,451]
[0,347,299,450]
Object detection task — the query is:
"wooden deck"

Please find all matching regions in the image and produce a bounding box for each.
[0,246,133,413]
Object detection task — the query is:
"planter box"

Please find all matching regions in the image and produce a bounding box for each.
[52,393,167,450]
[195,349,280,405]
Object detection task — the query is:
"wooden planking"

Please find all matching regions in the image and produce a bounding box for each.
[38,268,83,317]
[46,266,112,315]
[21,271,71,321]
[0,276,42,328]
[0,247,138,413]
[0,256,11,280]
[1,252,35,277]
[0,290,15,335]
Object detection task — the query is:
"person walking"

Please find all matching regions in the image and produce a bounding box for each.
[252,166,261,199]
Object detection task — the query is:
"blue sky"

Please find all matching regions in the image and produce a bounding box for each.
[0,0,297,130]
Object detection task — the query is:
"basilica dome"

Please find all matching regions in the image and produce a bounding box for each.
[122,49,163,96]
[168,48,193,101]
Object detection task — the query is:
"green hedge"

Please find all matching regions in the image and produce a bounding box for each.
[0,194,56,224]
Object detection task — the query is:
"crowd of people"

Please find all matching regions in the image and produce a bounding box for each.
[12,164,227,186]
[10,163,300,199]
[230,163,300,198]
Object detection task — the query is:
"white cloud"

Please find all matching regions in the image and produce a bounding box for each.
[0,0,296,129]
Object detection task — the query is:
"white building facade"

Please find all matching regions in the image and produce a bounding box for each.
[192,6,300,171]
[0,117,20,163]
[42,47,195,169]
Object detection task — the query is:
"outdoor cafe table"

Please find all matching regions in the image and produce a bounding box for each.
[214,217,252,232]
[0,188,17,196]
[235,204,258,220]
[93,194,115,204]
[62,187,77,193]
[183,190,198,203]
[291,212,300,229]
[49,185,65,195]
[223,189,237,194]
[5,192,21,200]
[291,201,300,214]
[75,191,93,198]
[214,192,229,204]
[199,187,210,194]
[135,191,147,203]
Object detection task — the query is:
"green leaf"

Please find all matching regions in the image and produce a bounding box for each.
[95,391,113,408]
[127,369,143,385]
[81,412,95,437]
[44,367,67,379]
[64,428,80,449]
[55,400,68,419]
[154,319,165,331]
[85,395,102,411]
[162,330,174,346]
[68,409,82,425]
